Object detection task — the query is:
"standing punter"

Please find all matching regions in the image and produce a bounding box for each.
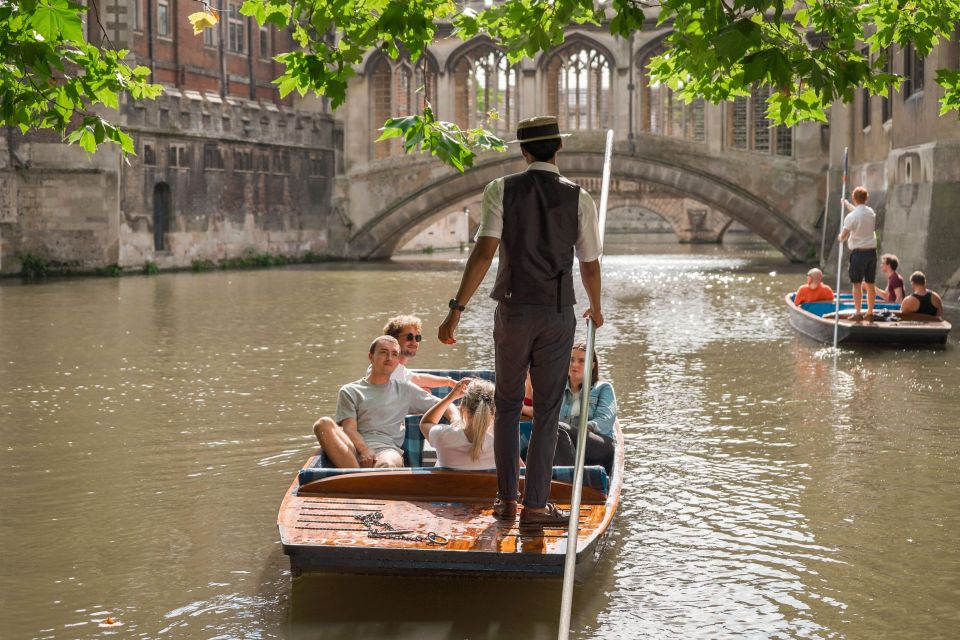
[438,116,603,528]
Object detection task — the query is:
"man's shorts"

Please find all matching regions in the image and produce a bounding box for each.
[367,442,405,468]
[848,248,877,284]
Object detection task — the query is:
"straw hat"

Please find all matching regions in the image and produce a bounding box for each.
[507,115,571,144]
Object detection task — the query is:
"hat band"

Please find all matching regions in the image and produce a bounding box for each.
[517,122,561,142]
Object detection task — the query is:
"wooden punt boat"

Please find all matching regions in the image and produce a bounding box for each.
[785,293,951,345]
[278,369,624,580]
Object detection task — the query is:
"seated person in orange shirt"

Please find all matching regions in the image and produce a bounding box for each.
[794,268,835,305]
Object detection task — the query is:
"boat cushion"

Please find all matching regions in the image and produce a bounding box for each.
[298,464,610,497]
[801,301,899,317]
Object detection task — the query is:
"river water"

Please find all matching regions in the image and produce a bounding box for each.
[2,244,958,639]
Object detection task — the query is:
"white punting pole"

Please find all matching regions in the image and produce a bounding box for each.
[832,147,849,350]
[558,128,613,640]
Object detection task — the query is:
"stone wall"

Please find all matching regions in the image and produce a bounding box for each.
[0,91,337,274]
[0,133,122,273]
[824,38,960,300]
[118,90,336,268]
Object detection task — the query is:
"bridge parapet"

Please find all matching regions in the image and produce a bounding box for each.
[336,132,824,261]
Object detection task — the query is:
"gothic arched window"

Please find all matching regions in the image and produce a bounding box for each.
[452,45,518,138]
[638,46,705,142]
[725,85,792,156]
[545,45,611,131]
[369,53,438,160]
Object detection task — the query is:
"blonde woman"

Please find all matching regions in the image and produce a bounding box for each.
[420,378,496,470]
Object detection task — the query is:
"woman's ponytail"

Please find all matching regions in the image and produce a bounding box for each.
[460,379,496,461]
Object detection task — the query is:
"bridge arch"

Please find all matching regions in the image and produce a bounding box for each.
[343,140,818,261]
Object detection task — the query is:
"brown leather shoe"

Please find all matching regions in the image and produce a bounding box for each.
[519,503,570,528]
[492,497,518,520]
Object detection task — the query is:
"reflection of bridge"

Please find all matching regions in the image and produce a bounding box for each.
[335,133,823,261]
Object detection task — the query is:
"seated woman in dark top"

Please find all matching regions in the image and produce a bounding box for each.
[553,343,618,471]
[900,271,944,319]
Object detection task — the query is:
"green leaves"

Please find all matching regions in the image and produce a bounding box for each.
[648,0,960,127]
[936,69,960,116]
[5,0,960,170]
[376,104,506,173]
[30,0,84,44]
[66,116,135,154]
[2,0,161,155]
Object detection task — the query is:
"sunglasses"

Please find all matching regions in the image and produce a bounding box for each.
[404,333,422,342]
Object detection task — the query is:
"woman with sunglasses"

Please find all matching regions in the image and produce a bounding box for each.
[420,378,497,470]
[367,315,457,390]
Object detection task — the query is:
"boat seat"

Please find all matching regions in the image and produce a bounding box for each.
[801,301,900,317]
[298,464,610,497]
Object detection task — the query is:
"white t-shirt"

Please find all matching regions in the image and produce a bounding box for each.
[365,363,413,384]
[426,420,496,470]
[842,204,877,250]
[476,161,602,262]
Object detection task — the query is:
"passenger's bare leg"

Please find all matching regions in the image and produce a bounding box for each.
[313,417,360,468]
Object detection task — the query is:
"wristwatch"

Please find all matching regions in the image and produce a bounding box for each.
[448,298,466,312]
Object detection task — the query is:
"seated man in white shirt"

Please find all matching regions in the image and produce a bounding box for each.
[314,336,457,468]
[367,315,457,389]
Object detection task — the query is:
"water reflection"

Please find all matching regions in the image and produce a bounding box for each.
[1,246,958,639]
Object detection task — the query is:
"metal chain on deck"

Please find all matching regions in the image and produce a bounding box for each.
[354,511,449,545]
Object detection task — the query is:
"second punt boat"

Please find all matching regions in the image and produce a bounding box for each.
[785,293,951,345]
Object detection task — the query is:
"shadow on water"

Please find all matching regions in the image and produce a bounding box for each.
[286,573,568,640]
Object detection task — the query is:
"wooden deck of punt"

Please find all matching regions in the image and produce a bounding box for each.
[278,422,624,579]
[784,293,952,345]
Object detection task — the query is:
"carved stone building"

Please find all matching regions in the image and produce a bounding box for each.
[337,22,826,260]
[1,0,338,274]
[3,3,956,296]
[825,37,960,298]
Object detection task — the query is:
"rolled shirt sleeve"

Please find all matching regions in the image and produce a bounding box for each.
[475,178,505,240]
[576,189,602,262]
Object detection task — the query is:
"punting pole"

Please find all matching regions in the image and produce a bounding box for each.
[558,128,613,640]
[832,147,849,350]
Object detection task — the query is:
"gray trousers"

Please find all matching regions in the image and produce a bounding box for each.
[493,302,576,508]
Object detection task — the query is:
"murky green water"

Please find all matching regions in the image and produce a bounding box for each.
[2,245,958,639]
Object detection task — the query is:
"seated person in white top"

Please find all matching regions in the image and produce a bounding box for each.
[419,378,497,470]
[314,336,457,468]
[366,315,457,389]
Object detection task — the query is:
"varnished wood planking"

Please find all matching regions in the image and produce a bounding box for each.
[298,470,608,504]
[278,420,625,575]
[282,494,606,554]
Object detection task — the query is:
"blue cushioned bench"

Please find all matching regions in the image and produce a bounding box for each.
[307,367,610,497]
[801,301,900,317]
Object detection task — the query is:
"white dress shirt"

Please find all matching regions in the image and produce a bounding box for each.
[476,161,603,262]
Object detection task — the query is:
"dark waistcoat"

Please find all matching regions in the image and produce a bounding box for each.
[489,169,581,307]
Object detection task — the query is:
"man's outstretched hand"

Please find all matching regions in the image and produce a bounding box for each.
[584,307,604,329]
[438,309,461,344]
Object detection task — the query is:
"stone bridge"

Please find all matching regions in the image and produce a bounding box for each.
[334,132,824,261]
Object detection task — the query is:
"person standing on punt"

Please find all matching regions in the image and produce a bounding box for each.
[838,186,878,321]
[438,115,603,528]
